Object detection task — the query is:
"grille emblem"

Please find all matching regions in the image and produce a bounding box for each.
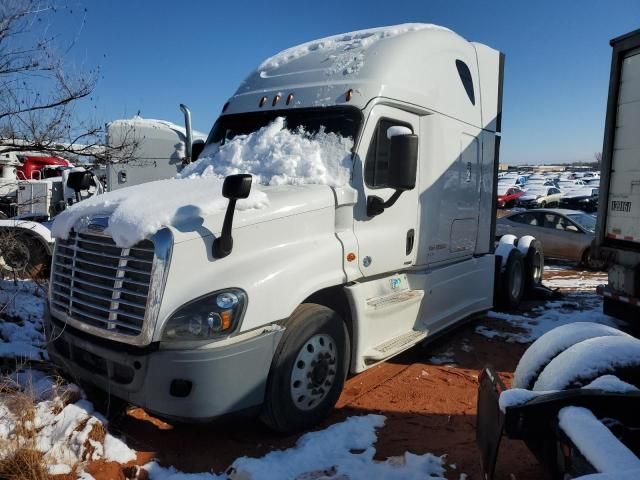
[87,216,109,233]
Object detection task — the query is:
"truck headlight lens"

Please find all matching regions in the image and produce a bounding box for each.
[162,289,247,341]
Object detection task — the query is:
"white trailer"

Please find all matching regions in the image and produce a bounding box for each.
[45,24,539,432]
[594,29,640,322]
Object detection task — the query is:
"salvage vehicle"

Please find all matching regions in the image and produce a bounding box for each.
[477,322,640,479]
[45,24,544,432]
[593,29,640,323]
[517,185,563,208]
[559,187,599,213]
[496,183,524,208]
[496,209,602,268]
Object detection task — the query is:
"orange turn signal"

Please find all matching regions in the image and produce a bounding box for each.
[220,310,233,330]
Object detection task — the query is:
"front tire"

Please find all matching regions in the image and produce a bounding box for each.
[261,303,349,433]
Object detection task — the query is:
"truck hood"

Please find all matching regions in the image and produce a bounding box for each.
[169,184,343,244]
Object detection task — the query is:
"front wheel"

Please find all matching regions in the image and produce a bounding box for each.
[261,303,349,433]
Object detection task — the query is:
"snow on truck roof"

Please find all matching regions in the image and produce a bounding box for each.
[107,115,207,140]
[226,23,502,132]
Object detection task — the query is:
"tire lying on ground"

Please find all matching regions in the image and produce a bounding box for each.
[0,232,49,279]
[494,244,525,310]
[516,236,544,292]
[533,335,640,391]
[261,303,350,433]
[512,322,630,390]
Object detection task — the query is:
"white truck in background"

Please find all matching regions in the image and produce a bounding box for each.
[45,24,543,432]
[0,110,204,277]
[594,28,640,322]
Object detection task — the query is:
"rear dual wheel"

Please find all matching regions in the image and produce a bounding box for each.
[261,304,349,433]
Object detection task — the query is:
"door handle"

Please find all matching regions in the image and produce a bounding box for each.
[406,229,415,255]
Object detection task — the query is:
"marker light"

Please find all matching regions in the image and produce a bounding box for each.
[286,93,294,105]
[259,96,268,107]
[272,94,281,106]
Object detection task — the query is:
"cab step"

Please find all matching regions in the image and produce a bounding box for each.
[363,330,427,362]
[365,289,424,311]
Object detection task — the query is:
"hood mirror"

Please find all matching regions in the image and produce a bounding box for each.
[213,174,253,259]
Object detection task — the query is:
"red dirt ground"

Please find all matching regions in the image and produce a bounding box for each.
[83,264,605,480]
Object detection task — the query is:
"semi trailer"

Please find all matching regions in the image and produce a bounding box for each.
[594,29,640,322]
[45,24,542,432]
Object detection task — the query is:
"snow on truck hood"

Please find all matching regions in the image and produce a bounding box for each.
[51,118,353,247]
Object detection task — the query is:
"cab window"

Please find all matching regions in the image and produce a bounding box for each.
[364,118,413,188]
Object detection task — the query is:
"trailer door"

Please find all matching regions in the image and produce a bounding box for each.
[606,48,640,244]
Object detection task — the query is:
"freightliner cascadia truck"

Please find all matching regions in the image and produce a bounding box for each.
[45,24,542,432]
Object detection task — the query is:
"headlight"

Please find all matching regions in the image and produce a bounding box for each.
[162,289,247,341]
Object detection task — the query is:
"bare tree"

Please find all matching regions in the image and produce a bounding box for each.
[0,0,137,164]
[594,152,603,168]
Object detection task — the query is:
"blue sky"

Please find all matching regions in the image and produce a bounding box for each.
[50,0,640,164]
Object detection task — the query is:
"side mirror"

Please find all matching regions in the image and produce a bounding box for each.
[366,130,418,217]
[387,133,418,191]
[66,170,94,203]
[213,174,253,258]
[222,173,252,199]
[192,140,205,162]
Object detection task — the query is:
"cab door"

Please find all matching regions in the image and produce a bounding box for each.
[352,106,420,277]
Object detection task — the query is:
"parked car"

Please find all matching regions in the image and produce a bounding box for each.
[496,184,524,208]
[559,187,599,212]
[516,186,562,208]
[496,208,602,267]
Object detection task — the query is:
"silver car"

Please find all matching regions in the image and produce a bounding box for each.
[496,209,601,268]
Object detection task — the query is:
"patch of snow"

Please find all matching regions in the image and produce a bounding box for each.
[144,415,451,480]
[428,349,456,365]
[108,115,207,141]
[558,407,640,473]
[534,335,640,391]
[180,117,353,187]
[477,293,617,344]
[583,375,640,393]
[573,470,640,479]
[48,464,72,475]
[512,322,629,389]
[386,126,413,139]
[259,24,451,75]
[0,280,47,360]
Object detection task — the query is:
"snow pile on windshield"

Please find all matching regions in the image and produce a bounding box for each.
[259,23,450,75]
[180,117,354,187]
[144,414,454,480]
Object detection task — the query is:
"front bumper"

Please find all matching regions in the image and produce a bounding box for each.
[45,308,284,421]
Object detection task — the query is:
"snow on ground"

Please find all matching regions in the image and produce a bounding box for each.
[144,415,451,480]
[476,293,617,343]
[543,262,608,290]
[52,118,353,247]
[0,369,136,474]
[0,279,47,361]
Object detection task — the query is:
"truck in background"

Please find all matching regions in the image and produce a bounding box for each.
[594,28,640,322]
[0,108,204,277]
[45,24,545,432]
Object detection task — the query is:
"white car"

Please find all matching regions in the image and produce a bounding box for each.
[516,186,562,208]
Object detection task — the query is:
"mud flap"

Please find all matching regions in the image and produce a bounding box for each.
[476,367,506,480]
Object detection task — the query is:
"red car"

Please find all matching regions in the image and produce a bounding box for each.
[497,185,524,208]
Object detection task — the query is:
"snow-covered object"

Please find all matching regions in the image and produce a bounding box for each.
[498,388,550,412]
[558,407,640,474]
[53,118,353,247]
[386,126,413,139]
[534,335,640,391]
[108,115,207,142]
[0,370,136,469]
[516,235,536,256]
[583,375,640,393]
[512,322,629,389]
[51,176,269,247]
[180,117,353,187]
[494,241,516,267]
[259,24,450,75]
[143,414,450,480]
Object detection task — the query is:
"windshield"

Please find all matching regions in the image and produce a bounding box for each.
[567,213,596,233]
[206,107,362,147]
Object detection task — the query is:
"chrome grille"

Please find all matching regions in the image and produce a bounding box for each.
[51,232,155,336]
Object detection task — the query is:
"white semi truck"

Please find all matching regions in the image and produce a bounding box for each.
[594,29,640,322]
[45,24,538,432]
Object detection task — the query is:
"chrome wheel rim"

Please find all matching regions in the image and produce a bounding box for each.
[290,334,337,411]
[532,251,543,283]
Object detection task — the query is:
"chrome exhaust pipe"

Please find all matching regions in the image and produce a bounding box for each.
[180,104,193,164]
